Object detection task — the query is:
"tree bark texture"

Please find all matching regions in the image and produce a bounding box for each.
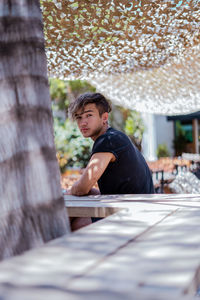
[0,0,70,260]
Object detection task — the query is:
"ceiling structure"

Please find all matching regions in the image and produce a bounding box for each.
[41,0,200,115]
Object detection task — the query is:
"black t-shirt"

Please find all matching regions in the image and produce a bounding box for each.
[91,127,154,194]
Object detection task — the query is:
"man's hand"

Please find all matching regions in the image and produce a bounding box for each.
[71,152,115,196]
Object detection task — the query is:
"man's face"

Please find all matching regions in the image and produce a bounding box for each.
[75,104,108,140]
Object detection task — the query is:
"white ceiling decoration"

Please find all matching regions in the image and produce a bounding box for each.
[41,0,200,115]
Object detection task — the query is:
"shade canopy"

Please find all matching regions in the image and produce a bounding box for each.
[41,0,200,115]
[167,111,200,121]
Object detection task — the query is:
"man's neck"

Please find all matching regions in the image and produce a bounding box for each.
[92,124,109,141]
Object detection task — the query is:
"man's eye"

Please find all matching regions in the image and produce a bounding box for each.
[87,114,92,117]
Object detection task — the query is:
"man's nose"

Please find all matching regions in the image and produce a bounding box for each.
[80,117,87,126]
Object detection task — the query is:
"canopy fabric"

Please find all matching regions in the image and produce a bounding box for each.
[167,111,200,121]
[41,0,200,115]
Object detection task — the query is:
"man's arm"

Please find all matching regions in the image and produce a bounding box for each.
[70,152,115,196]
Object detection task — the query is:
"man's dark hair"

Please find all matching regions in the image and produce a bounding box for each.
[69,93,112,120]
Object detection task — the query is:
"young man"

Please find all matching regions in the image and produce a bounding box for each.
[68,93,154,230]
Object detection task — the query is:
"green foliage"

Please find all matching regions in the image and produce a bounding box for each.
[49,78,69,112]
[68,79,96,93]
[124,110,145,150]
[49,78,96,117]
[109,104,128,132]
[68,79,96,98]
[49,78,97,172]
[109,107,145,151]
[156,143,170,158]
[54,117,92,172]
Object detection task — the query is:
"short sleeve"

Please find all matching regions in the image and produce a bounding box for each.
[92,133,119,159]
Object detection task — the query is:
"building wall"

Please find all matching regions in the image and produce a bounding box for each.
[154,115,174,156]
[141,113,157,161]
[142,114,174,160]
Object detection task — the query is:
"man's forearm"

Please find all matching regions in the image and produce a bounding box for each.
[70,152,113,196]
[71,180,90,196]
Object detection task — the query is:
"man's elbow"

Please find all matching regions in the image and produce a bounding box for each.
[72,190,86,196]
[71,186,90,196]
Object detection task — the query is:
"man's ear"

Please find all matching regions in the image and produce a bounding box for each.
[102,112,109,123]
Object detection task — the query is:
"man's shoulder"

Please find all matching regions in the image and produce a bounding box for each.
[96,127,127,143]
[108,127,130,142]
[93,127,130,152]
[104,127,127,138]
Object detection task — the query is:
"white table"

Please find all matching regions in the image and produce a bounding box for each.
[0,194,199,299]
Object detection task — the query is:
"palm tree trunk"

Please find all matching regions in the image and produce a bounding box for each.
[0,0,70,260]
